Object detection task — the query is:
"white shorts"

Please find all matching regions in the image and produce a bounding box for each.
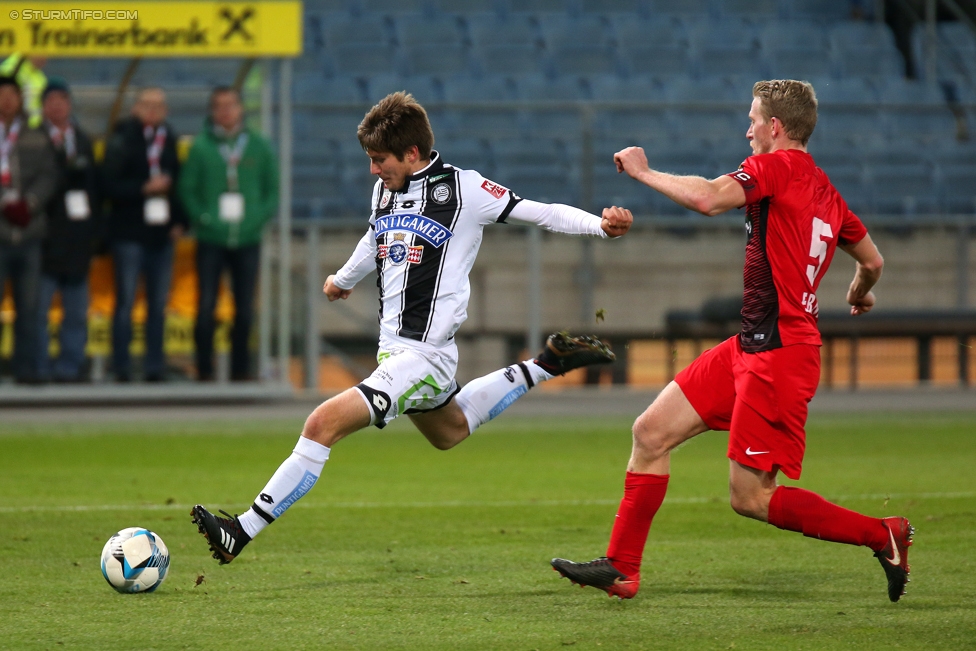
[355,341,460,429]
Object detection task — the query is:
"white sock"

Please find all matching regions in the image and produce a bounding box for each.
[455,360,553,434]
[238,436,330,539]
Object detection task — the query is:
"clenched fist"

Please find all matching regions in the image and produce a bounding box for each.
[601,206,633,238]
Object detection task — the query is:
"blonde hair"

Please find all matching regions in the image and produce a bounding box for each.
[752,80,818,145]
[357,91,434,161]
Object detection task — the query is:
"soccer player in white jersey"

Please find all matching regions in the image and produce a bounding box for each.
[192,92,634,564]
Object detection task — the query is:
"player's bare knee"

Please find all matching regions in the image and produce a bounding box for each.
[302,402,342,446]
[632,412,670,460]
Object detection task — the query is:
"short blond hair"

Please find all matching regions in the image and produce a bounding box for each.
[357,91,434,161]
[752,79,818,146]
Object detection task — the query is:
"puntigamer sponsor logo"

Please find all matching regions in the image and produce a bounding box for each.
[374,214,453,248]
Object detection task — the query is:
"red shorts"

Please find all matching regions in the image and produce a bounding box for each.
[675,336,820,480]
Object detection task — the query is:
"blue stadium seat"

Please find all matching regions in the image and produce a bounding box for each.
[294,73,364,104]
[467,13,540,47]
[323,14,393,49]
[441,75,521,138]
[589,74,664,102]
[537,15,612,49]
[438,136,493,174]
[613,16,691,78]
[664,77,744,138]
[332,43,400,76]
[811,76,882,140]
[686,19,764,78]
[760,22,835,79]
[401,44,471,76]
[514,74,588,136]
[829,22,904,77]
[866,162,939,214]
[718,0,779,18]
[393,13,465,47]
[367,73,442,104]
[787,0,855,22]
[645,0,711,18]
[939,162,976,213]
[877,78,956,138]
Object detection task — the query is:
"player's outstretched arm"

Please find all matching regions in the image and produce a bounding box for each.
[840,233,884,316]
[614,147,746,216]
[506,199,630,238]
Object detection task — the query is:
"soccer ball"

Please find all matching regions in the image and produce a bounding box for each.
[100,527,170,593]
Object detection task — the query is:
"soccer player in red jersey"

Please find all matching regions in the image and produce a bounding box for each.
[552,80,914,602]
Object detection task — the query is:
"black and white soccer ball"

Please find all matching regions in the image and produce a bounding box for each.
[100,527,170,593]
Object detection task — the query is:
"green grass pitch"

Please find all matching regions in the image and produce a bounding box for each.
[1,412,974,650]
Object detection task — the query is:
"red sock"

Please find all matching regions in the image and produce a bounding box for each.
[767,486,889,551]
[606,472,669,577]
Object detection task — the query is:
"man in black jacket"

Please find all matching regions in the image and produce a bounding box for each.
[0,75,58,383]
[36,77,101,382]
[102,87,186,382]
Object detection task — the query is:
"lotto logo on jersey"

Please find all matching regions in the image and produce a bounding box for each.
[481,179,508,199]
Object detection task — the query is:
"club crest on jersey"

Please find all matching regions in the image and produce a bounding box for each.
[431,183,452,204]
[374,213,453,248]
[378,232,424,266]
[380,189,392,209]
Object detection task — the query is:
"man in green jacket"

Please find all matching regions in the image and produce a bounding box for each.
[179,86,278,381]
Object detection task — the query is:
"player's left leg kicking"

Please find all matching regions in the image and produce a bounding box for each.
[191,332,614,564]
[552,337,913,602]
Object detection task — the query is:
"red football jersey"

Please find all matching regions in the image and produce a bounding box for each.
[727,149,868,352]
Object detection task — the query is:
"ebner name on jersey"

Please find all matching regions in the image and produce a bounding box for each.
[334,152,522,347]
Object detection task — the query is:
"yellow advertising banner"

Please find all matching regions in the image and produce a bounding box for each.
[0,2,302,57]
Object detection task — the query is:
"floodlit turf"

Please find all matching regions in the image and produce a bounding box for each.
[1,413,975,650]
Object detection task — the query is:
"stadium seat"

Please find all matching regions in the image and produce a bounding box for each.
[441,75,521,138]
[829,22,905,77]
[393,13,465,47]
[438,136,494,174]
[787,0,854,22]
[718,0,779,18]
[812,76,883,140]
[877,78,956,138]
[294,73,364,104]
[760,22,835,79]
[645,0,711,18]
[867,162,940,214]
[537,14,612,49]
[323,14,393,49]
[467,13,541,47]
[332,44,401,76]
[589,74,664,102]
[664,77,744,138]
[939,162,976,213]
[686,19,765,78]
[513,74,588,137]
[367,74,443,105]
[613,16,691,78]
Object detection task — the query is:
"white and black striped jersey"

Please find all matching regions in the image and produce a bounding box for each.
[334,151,606,348]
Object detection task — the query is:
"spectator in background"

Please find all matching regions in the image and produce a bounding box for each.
[0,54,48,128]
[180,86,278,381]
[36,77,102,383]
[103,87,186,382]
[0,75,57,383]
